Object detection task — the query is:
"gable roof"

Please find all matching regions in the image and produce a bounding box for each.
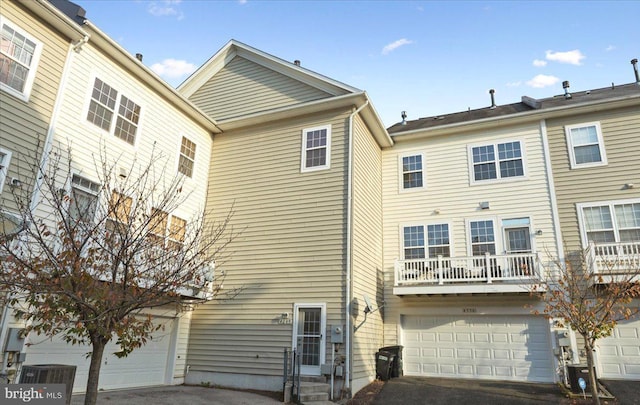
[178,40,360,98]
[179,39,392,147]
[388,83,640,138]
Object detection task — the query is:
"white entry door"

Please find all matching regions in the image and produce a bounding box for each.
[293,303,326,376]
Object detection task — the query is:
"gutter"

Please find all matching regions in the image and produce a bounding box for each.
[390,93,640,141]
[81,20,222,134]
[344,100,369,390]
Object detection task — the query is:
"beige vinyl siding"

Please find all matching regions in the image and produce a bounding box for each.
[43,44,212,224]
[546,106,640,253]
[189,56,332,120]
[381,123,559,343]
[0,1,69,209]
[350,115,384,387]
[187,109,351,377]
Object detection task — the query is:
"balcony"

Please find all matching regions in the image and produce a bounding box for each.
[587,241,640,283]
[394,252,541,295]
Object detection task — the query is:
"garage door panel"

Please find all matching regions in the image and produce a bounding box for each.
[24,317,175,393]
[402,315,554,382]
[598,317,640,380]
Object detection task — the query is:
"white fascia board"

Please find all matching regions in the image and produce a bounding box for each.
[178,39,361,99]
[391,95,640,142]
[26,0,88,41]
[83,21,221,134]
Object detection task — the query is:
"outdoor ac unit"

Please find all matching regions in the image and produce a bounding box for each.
[19,365,76,405]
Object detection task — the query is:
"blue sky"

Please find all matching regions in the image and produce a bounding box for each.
[75,0,640,127]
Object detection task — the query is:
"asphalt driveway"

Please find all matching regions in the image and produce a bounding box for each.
[370,376,565,405]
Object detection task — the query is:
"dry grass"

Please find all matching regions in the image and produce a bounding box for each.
[347,380,385,405]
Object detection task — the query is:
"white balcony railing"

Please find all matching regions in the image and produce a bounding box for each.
[587,241,640,275]
[394,252,540,287]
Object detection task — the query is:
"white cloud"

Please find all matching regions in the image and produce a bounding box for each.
[545,49,585,65]
[148,0,184,19]
[238,0,248,4]
[526,74,560,88]
[382,38,413,55]
[605,45,616,52]
[150,59,196,78]
[533,59,547,67]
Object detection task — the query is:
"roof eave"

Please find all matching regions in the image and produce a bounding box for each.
[82,21,221,134]
[390,93,640,141]
[24,0,88,41]
[178,39,360,99]
[217,92,393,147]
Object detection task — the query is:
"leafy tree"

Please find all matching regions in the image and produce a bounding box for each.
[532,247,640,404]
[0,147,237,405]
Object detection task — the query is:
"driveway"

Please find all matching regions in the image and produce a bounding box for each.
[371,376,564,405]
[71,385,282,405]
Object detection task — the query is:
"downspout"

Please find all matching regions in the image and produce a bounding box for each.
[345,100,369,392]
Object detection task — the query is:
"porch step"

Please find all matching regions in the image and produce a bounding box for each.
[284,381,331,404]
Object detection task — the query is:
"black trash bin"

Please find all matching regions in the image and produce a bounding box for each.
[380,345,404,378]
[567,364,590,394]
[375,350,395,381]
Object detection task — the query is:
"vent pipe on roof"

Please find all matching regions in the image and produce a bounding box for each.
[489,89,496,109]
[632,58,640,85]
[401,111,407,125]
[135,53,143,62]
[294,60,301,66]
[562,81,572,99]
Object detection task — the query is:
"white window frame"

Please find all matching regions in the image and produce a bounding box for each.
[468,139,526,185]
[501,217,532,254]
[565,122,607,169]
[85,76,143,146]
[576,199,640,248]
[300,124,331,173]
[400,221,452,259]
[466,218,498,256]
[68,174,101,224]
[0,17,43,102]
[177,136,196,178]
[398,152,425,192]
[0,148,13,194]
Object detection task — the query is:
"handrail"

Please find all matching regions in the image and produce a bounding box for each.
[395,252,540,286]
[587,241,640,274]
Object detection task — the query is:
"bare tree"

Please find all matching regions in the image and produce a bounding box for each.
[532,247,640,404]
[0,146,238,405]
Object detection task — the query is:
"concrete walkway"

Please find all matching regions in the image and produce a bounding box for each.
[71,385,282,405]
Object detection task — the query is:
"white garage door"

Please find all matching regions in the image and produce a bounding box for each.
[401,315,554,382]
[24,317,176,393]
[598,317,640,380]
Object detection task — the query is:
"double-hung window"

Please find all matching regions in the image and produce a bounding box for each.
[69,175,100,224]
[87,78,141,145]
[148,208,186,251]
[470,141,524,183]
[301,125,331,172]
[579,200,640,244]
[178,136,196,177]
[400,154,424,190]
[403,223,451,259]
[0,148,12,194]
[106,191,133,234]
[0,18,42,101]
[469,220,496,255]
[565,122,607,169]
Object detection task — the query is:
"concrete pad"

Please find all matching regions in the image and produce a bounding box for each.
[71,385,282,405]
